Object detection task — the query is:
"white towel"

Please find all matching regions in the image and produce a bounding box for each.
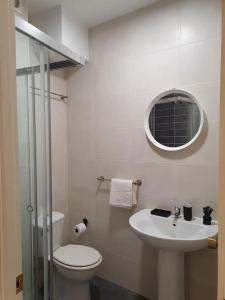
[109,178,137,208]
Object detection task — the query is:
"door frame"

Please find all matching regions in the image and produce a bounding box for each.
[0,0,22,300]
[219,0,225,299]
[1,0,225,300]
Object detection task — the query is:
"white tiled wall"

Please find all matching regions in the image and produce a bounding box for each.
[66,0,221,299]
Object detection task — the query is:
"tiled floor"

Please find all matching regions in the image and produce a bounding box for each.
[39,275,149,300]
[90,276,150,300]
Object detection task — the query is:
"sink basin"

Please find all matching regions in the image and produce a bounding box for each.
[129,209,218,252]
[129,209,218,300]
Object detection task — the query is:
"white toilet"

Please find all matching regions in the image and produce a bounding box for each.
[38,212,102,300]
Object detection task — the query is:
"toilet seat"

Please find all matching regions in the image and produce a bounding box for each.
[53,244,102,270]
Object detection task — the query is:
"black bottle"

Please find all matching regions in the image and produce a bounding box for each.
[183,205,192,221]
[203,206,213,225]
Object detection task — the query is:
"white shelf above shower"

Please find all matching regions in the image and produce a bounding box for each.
[15,15,86,66]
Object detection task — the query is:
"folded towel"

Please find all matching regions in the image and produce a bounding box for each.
[109,178,137,208]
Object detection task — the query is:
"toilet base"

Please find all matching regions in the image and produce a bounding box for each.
[53,271,91,300]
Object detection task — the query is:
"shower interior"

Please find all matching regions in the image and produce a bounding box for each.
[16,29,78,300]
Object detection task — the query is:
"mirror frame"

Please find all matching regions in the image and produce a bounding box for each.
[144,89,204,151]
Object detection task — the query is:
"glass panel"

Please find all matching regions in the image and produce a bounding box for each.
[16,31,52,300]
[16,30,34,300]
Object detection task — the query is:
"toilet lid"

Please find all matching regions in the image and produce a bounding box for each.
[53,245,101,267]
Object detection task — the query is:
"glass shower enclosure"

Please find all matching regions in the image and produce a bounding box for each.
[15,16,81,300]
[16,30,53,300]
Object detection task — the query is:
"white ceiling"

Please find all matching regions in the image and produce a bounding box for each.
[28,0,159,28]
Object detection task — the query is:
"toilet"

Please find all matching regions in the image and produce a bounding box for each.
[38,212,102,300]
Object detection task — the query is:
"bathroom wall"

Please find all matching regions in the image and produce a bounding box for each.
[30,7,62,42]
[61,7,89,61]
[30,6,89,61]
[66,0,221,299]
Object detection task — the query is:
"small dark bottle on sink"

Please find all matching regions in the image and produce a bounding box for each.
[183,204,192,221]
[203,206,213,225]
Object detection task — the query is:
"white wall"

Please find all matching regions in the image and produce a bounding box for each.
[30,6,89,61]
[61,7,89,62]
[66,0,221,299]
[30,6,62,42]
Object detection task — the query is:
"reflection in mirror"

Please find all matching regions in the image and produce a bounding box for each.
[145,90,203,151]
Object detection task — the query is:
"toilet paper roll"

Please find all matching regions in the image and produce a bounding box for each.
[73,223,87,237]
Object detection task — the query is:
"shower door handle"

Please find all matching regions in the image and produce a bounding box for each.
[26,205,33,213]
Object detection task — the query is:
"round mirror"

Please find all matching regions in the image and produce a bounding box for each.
[144,89,204,151]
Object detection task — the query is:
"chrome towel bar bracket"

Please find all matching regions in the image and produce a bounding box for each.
[97,176,142,186]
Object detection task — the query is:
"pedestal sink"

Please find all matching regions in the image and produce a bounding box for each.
[129,209,218,300]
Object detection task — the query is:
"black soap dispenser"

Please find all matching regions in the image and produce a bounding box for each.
[183,203,192,221]
[203,206,213,225]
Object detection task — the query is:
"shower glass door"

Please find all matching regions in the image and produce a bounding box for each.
[16,30,52,300]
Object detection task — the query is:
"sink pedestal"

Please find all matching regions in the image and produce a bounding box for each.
[158,250,185,300]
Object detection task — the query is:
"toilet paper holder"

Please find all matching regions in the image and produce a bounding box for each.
[83,218,88,227]
[73,218,88,236]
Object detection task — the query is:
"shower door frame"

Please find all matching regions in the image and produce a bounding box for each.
[0,1,23,300]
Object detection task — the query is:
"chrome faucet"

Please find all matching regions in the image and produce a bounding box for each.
[174,206,181,219]
[173,206,181,226]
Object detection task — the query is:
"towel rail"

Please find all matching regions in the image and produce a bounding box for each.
[97,176,142,186]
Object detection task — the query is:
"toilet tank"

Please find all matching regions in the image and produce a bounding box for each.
[37,211,64,256]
